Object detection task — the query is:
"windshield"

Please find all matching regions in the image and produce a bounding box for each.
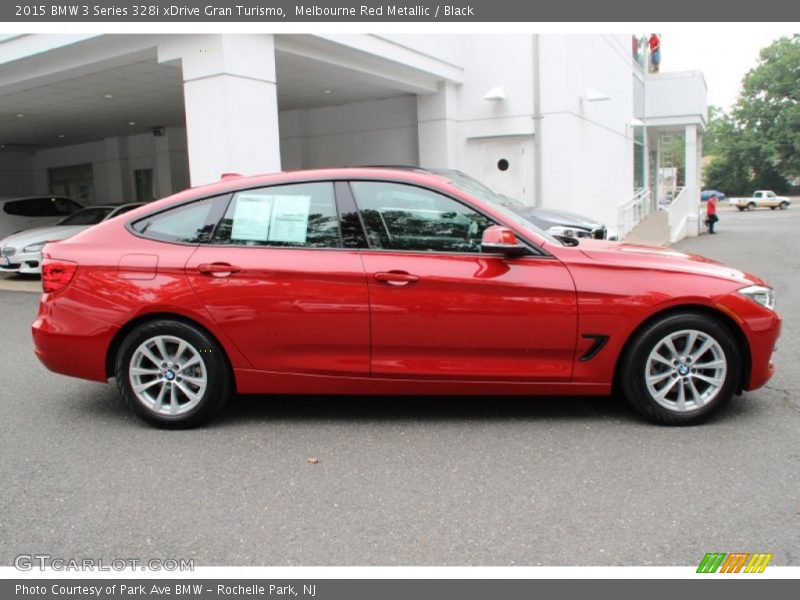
[431,169,560,245]
[57,206,115,226]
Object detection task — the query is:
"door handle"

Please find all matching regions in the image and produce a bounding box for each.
[374,271,420,286]
[197,262,241,277]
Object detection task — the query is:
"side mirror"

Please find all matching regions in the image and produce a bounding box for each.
[481,226,528,256]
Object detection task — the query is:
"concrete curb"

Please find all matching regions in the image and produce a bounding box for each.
[0,275,41,293]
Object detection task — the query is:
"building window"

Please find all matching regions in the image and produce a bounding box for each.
[633,126,645,190]
[135,169,155,203]
[49,163,94,206]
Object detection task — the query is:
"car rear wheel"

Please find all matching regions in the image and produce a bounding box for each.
[779,201,789,210]
[619,313,741,425]
[737,206,745,211]
[115,320,233,428]
[747,202,756,211]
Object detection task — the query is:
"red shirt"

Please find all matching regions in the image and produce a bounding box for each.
[649,35,660,51]
[707,197,717,215]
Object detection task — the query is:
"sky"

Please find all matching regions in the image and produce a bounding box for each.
[660,28,798,111]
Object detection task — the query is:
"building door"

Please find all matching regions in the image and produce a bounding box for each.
[135,169,155,203]
[478,138,534,206]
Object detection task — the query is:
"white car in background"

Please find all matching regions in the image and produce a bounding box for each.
[0,203,144,275]
[0,195,83,239]
[728,190,792,211]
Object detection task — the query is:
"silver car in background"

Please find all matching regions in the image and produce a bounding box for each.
[0,203,144,275]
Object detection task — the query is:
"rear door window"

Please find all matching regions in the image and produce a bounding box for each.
[213,182,341,248]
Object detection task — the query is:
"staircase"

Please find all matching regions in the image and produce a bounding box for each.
[622,210,670,246]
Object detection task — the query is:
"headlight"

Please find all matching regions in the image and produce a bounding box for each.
[548,225,593,239]
[739,285,776,311]
[22,242,46,253]
[547,225,576,238]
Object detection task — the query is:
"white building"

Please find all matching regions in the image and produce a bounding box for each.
[0,33,707,241]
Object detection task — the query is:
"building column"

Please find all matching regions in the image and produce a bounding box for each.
[685,124,700,236]
[154,133,173,199]
[102,137,125,204]
[159,35,281,187]
[417,82,459,169]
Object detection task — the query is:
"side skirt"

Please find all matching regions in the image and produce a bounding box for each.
[234,369,611,396]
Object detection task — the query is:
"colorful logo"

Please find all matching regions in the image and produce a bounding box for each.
[697,552,773,573]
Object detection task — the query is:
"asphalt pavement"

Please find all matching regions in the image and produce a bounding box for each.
[1,204,798,566]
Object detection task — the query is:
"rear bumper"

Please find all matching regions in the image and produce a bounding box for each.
[32,295,118,382]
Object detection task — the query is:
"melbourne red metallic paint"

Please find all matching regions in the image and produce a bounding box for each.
[360,251,577,381]
[185,246,370,377]
[31,168,781,398]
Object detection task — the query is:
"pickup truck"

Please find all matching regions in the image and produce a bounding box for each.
[729,190,792,211]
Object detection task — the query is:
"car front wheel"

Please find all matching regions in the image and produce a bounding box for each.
[115,319,233,428]
[619,313,741,425]
[779,201,789,210]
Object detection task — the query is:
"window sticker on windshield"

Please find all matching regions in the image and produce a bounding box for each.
[269,195,311,244]
[231,194,273,241]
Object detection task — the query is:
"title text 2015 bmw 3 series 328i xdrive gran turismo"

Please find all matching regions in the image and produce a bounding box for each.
[31,168,781,428]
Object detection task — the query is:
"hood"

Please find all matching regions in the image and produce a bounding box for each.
[0,225,89,249]
[574,239,764,285]
[515,207,603,230]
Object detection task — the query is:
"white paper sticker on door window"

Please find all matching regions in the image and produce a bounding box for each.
[269,195,311,244]
[231,194,273,241]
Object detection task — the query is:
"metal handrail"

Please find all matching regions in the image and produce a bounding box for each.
[666,186,691,242]
[618,188,651,238]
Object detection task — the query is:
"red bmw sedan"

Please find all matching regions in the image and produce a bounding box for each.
[32,168,781,428]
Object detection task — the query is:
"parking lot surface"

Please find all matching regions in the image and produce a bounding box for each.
[1,205,798,566]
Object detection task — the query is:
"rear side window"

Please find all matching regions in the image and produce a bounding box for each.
[52,198,81,216]
[58,207,114,226]
[132,196,226,244]
[213,182,341,248]
[112,204,143,217]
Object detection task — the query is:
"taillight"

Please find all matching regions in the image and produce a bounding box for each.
[41,259,78,293]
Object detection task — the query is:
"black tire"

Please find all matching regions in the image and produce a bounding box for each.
[115,319,233,428]
[747,202,756,211]
[779,201,789,210]
[618,312,741,426]
[737,206,745,212]
[770,206,776,210]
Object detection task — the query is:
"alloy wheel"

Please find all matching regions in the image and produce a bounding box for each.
[644,329,727,413]
[128,335,208,416]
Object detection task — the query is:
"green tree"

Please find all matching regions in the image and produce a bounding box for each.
[735,35,800,178]
[702,105,729,157]
[701,35,798,195]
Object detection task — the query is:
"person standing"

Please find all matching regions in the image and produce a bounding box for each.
[649,34,661,73]
[706,194,719,234]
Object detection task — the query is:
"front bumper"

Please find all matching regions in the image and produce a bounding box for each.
[719,292,782,392]
[0,249,43,274]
